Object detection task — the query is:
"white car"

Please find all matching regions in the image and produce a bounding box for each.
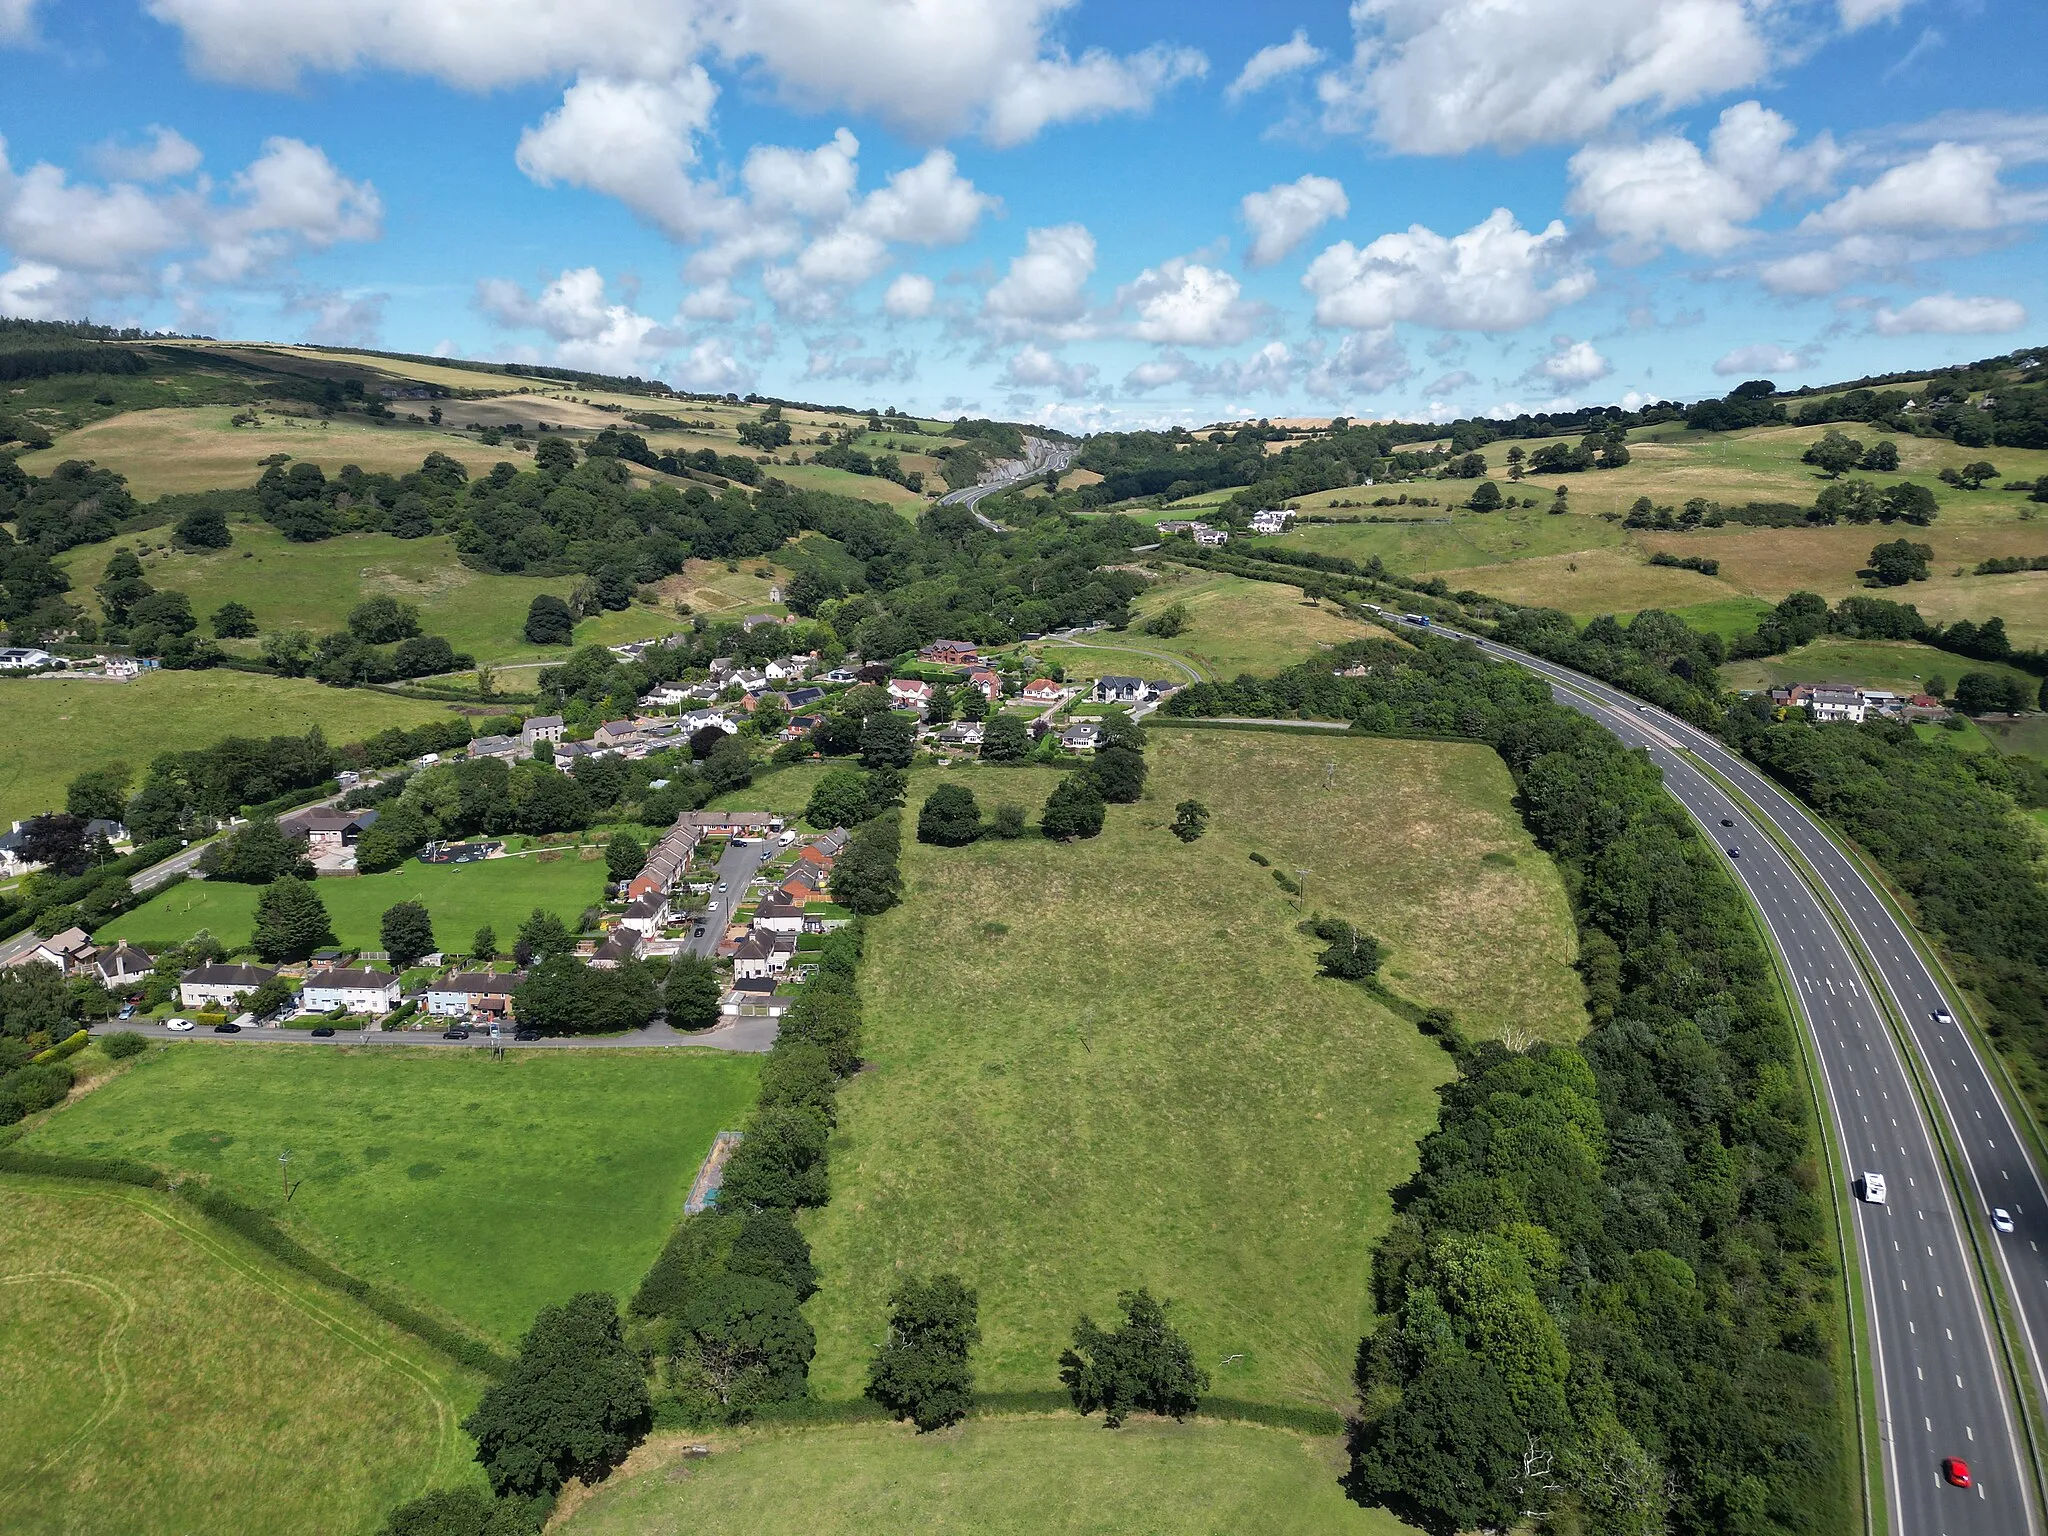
[1932,1007,1955,1026]
[716,881,729,892]
[164,1017,195,1033]
[1859,1172,1887,1205]
[1993,1208,2015,1234]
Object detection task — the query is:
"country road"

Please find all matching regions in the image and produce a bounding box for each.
[1446,622,2043,1536]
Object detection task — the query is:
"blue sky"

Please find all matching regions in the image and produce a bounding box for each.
[2,0,2043,429]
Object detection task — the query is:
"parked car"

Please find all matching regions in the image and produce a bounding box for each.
[118,1004,136,1018]
[212,1021,241,1034]
[310,1026,336,1038]
[513,1028,540,1042]
[442,1027,471,1040]
[165,1017,195,1032]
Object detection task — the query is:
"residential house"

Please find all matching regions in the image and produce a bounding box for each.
[730,670,770,695]
[522,714,565,746]
[1022,678,1065,704]
[1775,683,1867,723]
[552,740,603,769]
[590,926,641,969]
[778,862,828,900]
[719,979,793,1018]
[782,686,824,710]
[0,646,57,669]
[679,708,738,738]
[787,713,825,738]
[24,927,96,974]
[1060,722,1105,753]
[889,678,933,710]
[92,944,153,992]
[1156,520,1198,534]
[1193,526,1230,546]
[1093,675,1148,704]
[467,734,522,760]
[820,666,860,685]
[299,969,401,1016]
[283,808,379,849]
[677,810,782,837]
[810,827,850,858]
[752,895,807,934]
[1147,680,1177,699]
[621,889,671,935]
[931,722,984,750]
[423,972,522,1021]
[764,656,812,682]
[966,669,1003,704]
[1248,508,1295,534]
[179,963,280,1010]
[920,639,981,665]
[732,930,798,980]
[742,613,781,630]
[640,683,690,709]
[594,720,641,750]
[0,822,40,878]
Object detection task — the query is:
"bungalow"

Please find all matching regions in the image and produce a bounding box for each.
[423,972,522,1021]
[552,741,603,769]
[1193,526,1230,546]
[621,889,671,935]
[676,810,782,837]
[1022,678,1065,704]
[1060,722,1105,753]
[590,927,642,969]
[719,979,793,1018]
[92,943,154,992]
[888,678,933,709]
[782,686,825,710]
[1093,675,1147,704]
[920,639,981,665]
[966,669,1003,703]
[468,733,522,760]
[0,646,57,669]
[779,861,828,898]
[522,715,565,745]
[741,613,781,630]
[283,808,379,849]
[732,930,798,980]
[810,827,850,858]
[179,963,280,1011]
[931,721,985,750]
[299,968,401,1016]
[787,713,825,738]
[24,926,96,974]
[752,895,807,934]
[820,666,860,685]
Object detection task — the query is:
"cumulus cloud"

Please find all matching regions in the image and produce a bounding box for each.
[0,143,188,272]
[1122,342,1294,396]
[984,223,1097,339]
[670,335,753,393]
[476,266,683,375]
[1318,0,1775,155]
[200,136,383,281]
[1567,101,1840,258]
[805,338,917,383]
[1529,337,1613,387]
[515,68,728,242]
[91,126,204,182]
[1713,341,1812,374]
[1225,30,1323,103]
[883,271,937,319]
[1839,0,1913,27]
[1803,141,2039,233]
[1871,292,2026,335]
[1303,328,1414,398]
[1302,208,1594,333]
[1240,174,1348,268]
[742,127,859,222]
[1118,257,1264,347]
[851,149,998,245]
[1001,342,1097,397]
[1423,369,1477,395]
[679,279,751,321]
[148,0,1205,146]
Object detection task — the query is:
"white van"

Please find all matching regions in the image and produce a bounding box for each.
[1858,1172,1887,1205]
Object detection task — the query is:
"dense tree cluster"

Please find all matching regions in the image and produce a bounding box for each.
[1058,1289,1208,1428]
[866,1274,980,1430]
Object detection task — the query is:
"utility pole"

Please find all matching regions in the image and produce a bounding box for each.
[278,1147,292,1202]
[1294,868,1309,912]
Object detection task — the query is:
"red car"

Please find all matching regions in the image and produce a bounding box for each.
[1943,1457,1972,1489]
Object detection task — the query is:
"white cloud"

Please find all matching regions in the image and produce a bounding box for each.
[1567,101,1840,257]
[1302,208,1594,333]
[0,0,38,44]
[475,266,680,375]
[1713,341,1810,374]
[1226,29,1323,103]
[1118,257,1263,347]
[1001,342,1097,397]
[1839,0,1913,28]
[1240,174,1348,268]
[1871,292,2026,335]
[851,150,997,246]
[883,272,937,319]
[1302,328,1414,398]
[514,69,728,243]
[286,287,387,347]
[0,260,83,319]
[201,137,382,281]
[150,0,1203,146]
[1122,342,1295,397]
[91,126,204,182]
[742,128,859,222]
[1530,337,1612,387]
[805,340,916,383]
[0,143,189,271]
[1423,368,1477,395]
[670,335,753,393]
[1318,0,1775,155]
[1804,141,2037,233]
[679,280,751,321]
[984,223,1096,338]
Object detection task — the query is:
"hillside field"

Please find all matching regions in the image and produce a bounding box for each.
[1720,637,2044,698]
[1122,570,1380,677]
[16,1045,761,1343]
[0,1180,478,1536]
[97,849,609,953]
[799,730,1583,1411]
[557,1417,1398,1536]
[0,670,458,827]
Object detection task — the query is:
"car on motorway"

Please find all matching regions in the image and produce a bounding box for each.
[1994,1207,2015,1234]
[310,1025,336,1037]
[213,1021,241,1034]
[1859,1172,1887,1204]
[1726,847,1740,858]
[1636,704,1651,713]
[1720,817,1734,827]
[1943,1457,1971,1489]
[1933,1007,1955,1025]
[442,1027,470,1040]
[165,1017,195,1032]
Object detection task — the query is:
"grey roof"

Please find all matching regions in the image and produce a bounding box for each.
[95,943,152,969]
[626,890,668,916]
[429,971,523,994]
[469,734,520,755]
[302,968,399,990]
[181,963,279,986]
[524,715,564,730]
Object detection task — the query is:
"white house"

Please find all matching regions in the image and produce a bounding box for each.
[92,943,153,992]
[1022,678,1065,704]
[0,646,57,670]
[889,678,933,709]
[679,709,738,737]
[1093,675,1148,704]
[1193,526,1230,546]
[179,963,280,1010]
[0,822,43,878]
[1060,722,1105,752]
[521,715,565,745]
[752,895,807,934]
[1802,686,1867,724]
[1249,508,1296,534]
[24,927,96,974]
[640,684,690,709]
[732,930,798,980]
[621,889,670,935]
[298,968,402,1016]
[423,972,521,1021]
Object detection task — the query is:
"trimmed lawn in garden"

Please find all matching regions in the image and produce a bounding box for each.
[18,1045,761,1344]
[800,731,1582,1412]
[0,669,457,828]
[558,1416,1399,1536]
[0,1179,480,1536]
[97,851,608,952]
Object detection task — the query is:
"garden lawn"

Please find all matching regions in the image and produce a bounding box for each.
[17,1045,761,1344]
[557,1417,1399,1536]
[0,1179,479,1536]
[0,669,456,828]
[97,851,608,951]
[801,731,1582,1411]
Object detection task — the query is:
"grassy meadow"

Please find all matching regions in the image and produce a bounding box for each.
[799,732,1582,1411]
[17,1045,761,1344]
[0,1179,479,1536]
[557,1417,1399,1536]
[97,849,609,952]
[1124,570,1381,677]
[0,669,457,827]
[1719,637,2043,698]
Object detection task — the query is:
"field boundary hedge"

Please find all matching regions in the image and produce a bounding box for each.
[744,1390,1346,1435]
